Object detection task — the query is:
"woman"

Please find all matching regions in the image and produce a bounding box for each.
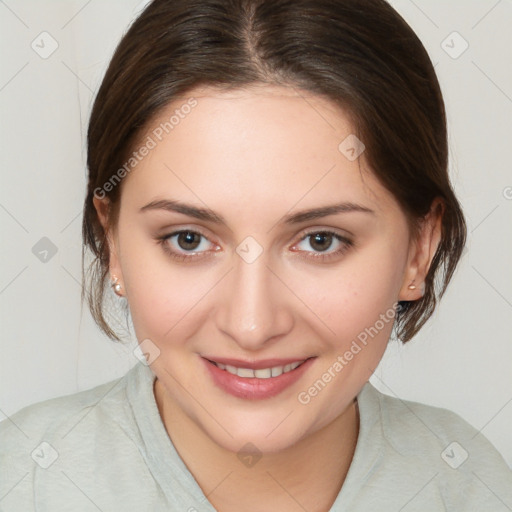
[1,0,511,510]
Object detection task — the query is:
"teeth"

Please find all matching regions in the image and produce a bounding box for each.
[214,360,305,379]
[254,368,272,379]
[225,365,238,375]
[237,368,255,378]
[271,366,283,377]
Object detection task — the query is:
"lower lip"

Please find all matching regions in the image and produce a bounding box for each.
[203,357,315,400]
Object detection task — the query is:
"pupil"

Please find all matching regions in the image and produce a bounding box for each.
[178,231,200,250]
[310,233,332,252]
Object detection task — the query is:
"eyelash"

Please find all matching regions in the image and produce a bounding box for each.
[157,229,354,263]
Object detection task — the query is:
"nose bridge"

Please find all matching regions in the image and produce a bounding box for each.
[216,252,293,350]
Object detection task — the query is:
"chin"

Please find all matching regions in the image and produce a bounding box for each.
[193,403,328,456]
[209,424,306,455]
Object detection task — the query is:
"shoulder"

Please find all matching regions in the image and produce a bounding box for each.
[0,369,134,507]
[0,370,129,444]
[370,383,506,464]
[356,383,512,510]
[0,363,176,510]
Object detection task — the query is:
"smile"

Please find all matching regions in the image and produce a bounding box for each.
[203,357,315,400]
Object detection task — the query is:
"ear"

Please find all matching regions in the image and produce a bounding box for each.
[93,196,123,287]
[398,198,444,301]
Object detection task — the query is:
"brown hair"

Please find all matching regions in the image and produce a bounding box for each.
[83,0,466,342]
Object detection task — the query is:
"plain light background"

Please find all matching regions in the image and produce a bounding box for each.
[1,0,511,466]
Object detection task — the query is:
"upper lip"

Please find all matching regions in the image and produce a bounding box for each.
[203,356,313,370]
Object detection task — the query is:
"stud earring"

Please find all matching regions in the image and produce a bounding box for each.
[111,276,123,296]
[408,283,416,290]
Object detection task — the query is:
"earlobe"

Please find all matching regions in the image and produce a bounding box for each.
[92,197,124,291]
[399,198,444,301]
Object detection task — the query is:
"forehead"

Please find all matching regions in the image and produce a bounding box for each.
[120,85,399,221]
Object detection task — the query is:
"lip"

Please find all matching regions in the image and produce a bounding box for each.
[202,356,316,400]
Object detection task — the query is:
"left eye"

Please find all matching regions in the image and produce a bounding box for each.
[293,231,352,256]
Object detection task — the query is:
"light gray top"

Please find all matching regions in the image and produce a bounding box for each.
[1,362,511,511]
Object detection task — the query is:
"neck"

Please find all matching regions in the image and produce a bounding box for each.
[154,379,359,512]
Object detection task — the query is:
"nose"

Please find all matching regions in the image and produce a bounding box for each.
[214,252,294,351]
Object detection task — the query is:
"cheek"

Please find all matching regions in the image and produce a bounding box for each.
[119,233,217,345]
[307,238,408,350]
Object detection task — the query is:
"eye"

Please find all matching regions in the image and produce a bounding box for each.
[158,229,218,261]
[292,230,353,262]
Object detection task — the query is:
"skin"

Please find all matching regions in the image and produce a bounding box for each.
[94,84,442,512]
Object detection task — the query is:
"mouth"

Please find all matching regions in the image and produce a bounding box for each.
[202,356,315,400]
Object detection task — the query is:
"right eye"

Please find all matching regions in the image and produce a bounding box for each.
[158,229,219,261]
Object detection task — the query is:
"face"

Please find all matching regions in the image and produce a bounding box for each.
[96,85,432,454]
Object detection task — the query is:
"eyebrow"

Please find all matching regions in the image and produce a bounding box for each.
[139,199,375,225]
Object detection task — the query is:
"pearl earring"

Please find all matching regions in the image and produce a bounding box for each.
[408,283,416,290]
[111,276,123,296]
